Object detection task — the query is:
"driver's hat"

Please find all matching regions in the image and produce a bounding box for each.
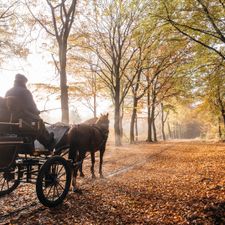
[15,74,28,83]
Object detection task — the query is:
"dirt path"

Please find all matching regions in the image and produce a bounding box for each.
[0,142,224,224]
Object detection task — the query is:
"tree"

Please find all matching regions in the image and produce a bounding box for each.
[84,0,146,145]
[160,103,176,141]
[159,0,225,60]
[145,44,190,142]
[67,52,101,118]
[26,0,78,123]
[0,1,29,64]
[195,60,225,138]
[154,0,224,138]
[129,31,156,143]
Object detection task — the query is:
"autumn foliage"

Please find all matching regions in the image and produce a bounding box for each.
[0,142,224,224]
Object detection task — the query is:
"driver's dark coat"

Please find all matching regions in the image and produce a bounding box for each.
[5,81,40,116]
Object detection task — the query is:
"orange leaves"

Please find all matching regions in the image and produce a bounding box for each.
[0,142,224,224]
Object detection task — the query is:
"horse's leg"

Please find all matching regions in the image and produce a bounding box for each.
[72,160,80,192]
[74,150,86,184]
[91,151,96,179]
[71,165,76,191]
[69,146,79,192]
[99,148,105,178]
[79,161,85,177]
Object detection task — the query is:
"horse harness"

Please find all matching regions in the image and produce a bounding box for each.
[71,124,108,168]
[91,124,109,149]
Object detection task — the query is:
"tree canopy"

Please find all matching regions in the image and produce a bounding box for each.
[0,0,224,143]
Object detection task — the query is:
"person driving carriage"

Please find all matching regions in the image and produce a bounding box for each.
[5,74,55,151]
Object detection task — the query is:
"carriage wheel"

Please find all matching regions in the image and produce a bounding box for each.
[36,156,71,207]
[0,165,20,197]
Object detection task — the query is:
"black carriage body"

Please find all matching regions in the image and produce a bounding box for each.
[0,120,47,183]
[0,120,71,207]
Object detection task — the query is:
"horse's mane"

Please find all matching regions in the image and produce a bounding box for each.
[95,117,101,124]
[82,117,98,125]
[95,113,109,124]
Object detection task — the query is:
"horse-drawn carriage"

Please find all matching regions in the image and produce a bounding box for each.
[0,118,72,208]
[0,111,109,208]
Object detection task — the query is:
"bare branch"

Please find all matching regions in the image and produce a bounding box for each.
[196,0,225,43]
[25,0,55,36]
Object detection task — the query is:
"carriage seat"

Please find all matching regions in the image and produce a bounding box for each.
[0,135,35,169]
[0,135,35,155]
[0,136,24,144]
[0,118,42,135]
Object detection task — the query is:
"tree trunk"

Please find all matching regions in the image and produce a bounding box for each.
[179,123,182,139]
[130,97,137,144]
[218,117,222,139]
[119,116,123,139]
[161,103,166,141]
[119,95,124,140]
[147,107,153,142]
[216,86,225,128]
[221,109,225,128]
[135,116,138,142]
[114,80,121,146]
[93,93,97,118]
[92,71,97,118]
[152,114,157,142]
[147,77,153,142]
[151,96,157,142]
[90,64,97,118]
[59,44,69,124]
[114,104,121,146]
[173,122,176,139]
[167,122,172,139]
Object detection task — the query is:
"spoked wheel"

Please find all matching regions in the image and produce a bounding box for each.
[36,156,71,207]
[0,165,20,197]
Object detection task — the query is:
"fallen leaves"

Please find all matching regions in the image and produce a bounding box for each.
[0,141,224,224]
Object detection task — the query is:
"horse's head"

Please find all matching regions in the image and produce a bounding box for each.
[95,113,109,131]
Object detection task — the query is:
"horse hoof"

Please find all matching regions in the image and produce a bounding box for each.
[73,188,83,194]
[92,175,96,179]
[100,175,104,179]
[80,173,85,178]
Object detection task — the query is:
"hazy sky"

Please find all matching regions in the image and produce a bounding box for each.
[0,52,111,123]
[0,52,54,95]
[0,51,64,122]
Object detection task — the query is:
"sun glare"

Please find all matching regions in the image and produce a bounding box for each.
[0,73,14,97]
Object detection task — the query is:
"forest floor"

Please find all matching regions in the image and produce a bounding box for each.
[0,141,224,225]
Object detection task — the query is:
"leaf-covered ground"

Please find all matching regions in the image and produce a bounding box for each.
[0,141,224,224]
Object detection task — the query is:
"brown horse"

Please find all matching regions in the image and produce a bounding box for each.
[67,113,109,189]
[77,116,99,177]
